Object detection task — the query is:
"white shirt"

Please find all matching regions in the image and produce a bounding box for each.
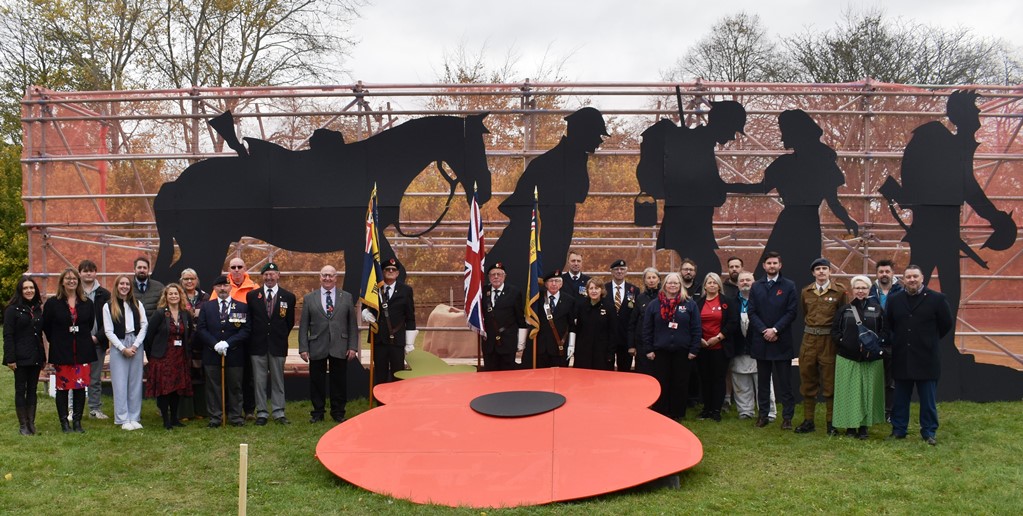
[102,300,149,351]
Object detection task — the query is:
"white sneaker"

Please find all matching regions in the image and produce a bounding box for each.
[90,410,109,420]
[132,421,143,430]
[122,423,135,431]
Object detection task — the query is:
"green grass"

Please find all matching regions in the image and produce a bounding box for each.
[0,367,1020,514]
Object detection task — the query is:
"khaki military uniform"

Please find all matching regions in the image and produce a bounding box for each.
[799,282,848,421]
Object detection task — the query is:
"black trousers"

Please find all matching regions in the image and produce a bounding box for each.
[757,359,795,421]
[483,351,517,372]
[650,349,693,419]
[615,348,634,372]
[309,355,348,420]
[373,344,405,385]
[13,365,41,407]
[698,348,728,414]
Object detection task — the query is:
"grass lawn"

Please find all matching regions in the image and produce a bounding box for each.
[0,367,1020,514]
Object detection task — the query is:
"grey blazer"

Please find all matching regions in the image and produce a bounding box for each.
[299,288,359,360]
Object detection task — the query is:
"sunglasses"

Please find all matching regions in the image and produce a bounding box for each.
[229,265,245,270]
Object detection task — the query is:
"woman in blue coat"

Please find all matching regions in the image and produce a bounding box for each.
[641,272,702,419]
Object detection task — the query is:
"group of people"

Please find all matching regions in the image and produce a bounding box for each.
[474,249,951,445]
[4,254,419,435]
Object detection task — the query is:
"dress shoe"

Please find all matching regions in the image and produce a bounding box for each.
[230,421,245,427]
[255,417,268,426]
[208,421,222,428]
[924,436,937,446]
[710,412,721,422]
[275,417,291,425]
[826,422,838,436]
[332,415,346,423]
[886,432,906,440]
[245,413,256,421]
[857,426,869,440]
[845,428,858,437]
[309,415,324,423]
[780,418,793,430]
[755,417,769,428]
[793,419,815,433]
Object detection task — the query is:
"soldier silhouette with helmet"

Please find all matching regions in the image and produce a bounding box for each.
[637,100,747,282]
[489,107,608,290]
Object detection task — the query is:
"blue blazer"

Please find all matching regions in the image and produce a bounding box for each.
[748,275,798,361]
[196,297,251,367]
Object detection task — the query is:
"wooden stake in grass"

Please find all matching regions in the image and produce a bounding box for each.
[239,443,248,515]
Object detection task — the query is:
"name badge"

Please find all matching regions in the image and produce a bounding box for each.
[173,339,183,347]
[69,325,79,333]
[668,321,679,329]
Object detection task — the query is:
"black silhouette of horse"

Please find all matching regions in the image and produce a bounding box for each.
[152,113,492,297]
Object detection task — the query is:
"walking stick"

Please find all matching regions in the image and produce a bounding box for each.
[221,354,226,428]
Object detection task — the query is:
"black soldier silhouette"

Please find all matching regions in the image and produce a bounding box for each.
[152,111,492,297]
[727,109,859,284]
[487,107,607,290]
[636,100,746,282]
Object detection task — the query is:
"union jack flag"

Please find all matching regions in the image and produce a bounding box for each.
[464,184,486,337]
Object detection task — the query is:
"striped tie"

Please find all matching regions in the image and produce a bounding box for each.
[615,286,622,312]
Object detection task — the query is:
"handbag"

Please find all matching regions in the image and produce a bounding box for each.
[849,307,883,361]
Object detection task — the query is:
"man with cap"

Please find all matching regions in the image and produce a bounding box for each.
[605,259,640,371]
[559,251,591,301]
[300,265,359,423]
[794,257,848,435]
[481,262,528,371]
[522,269,576,368]
[245,262,296,425]
[196,274,251,427]
[487,108,608,288]
[362,257,417,385]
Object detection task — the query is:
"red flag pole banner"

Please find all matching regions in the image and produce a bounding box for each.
[464,182,486,370]
[526,186,543,370]
[360,185,384,407]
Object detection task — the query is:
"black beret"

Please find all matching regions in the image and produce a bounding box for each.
[543,269,563,281]
[212,274,230,286]
[810,257,831,270]
[487,262,505,273]
[383,258,399,269]
[610,259,627,269]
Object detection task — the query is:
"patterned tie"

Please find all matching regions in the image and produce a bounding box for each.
[615,286,622,312]
[220,300,228,322]
[767,279,775,290]
[385,285,392,301]
[325,290,334,319]
[550,296,557,311]
[266,288,274,316]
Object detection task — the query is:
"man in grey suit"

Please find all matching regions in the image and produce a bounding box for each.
[299,265,359,423]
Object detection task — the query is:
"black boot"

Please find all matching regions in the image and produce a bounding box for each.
[56,391,71,433]
[26,402,37,435]
[71,389,86,433]
[158,396,173,430]
[169,393,184,427]
[16,406,31,435]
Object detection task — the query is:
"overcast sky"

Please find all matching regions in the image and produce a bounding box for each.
[345,0,1023,84]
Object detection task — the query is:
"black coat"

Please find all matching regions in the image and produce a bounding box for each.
[482,284,526,355]
[884,287,953,380]
[196,298,251,367]
[3,303,45,366]
[831,298,887,362]
[604,281,640,351]
[87,285,111,350]
[42,297,98,365]
[245,286,296,357]
[747,275,798,361]
[144,308,194,360]
[641,296,702,355]
[368,282,416,347]
[572,297,616,369]
[627,287,659,350]
[696,294,740,358]
[524,293,576,361]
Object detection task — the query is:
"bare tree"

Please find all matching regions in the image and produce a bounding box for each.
[664,12,794,82]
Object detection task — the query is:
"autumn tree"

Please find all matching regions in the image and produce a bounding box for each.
[664,12,794,82]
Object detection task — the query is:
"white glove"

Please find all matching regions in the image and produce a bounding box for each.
[567,332,576,358]
[214,341,229,356]
[517,328,528,349]
[404,330,418,354]
[361,309,376,324]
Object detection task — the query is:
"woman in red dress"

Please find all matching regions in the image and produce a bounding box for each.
[144,283,194,429]
[42,268,97,433]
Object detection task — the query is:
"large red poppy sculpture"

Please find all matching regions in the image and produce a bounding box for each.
[316,367,703,508]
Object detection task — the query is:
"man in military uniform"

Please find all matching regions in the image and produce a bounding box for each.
[245,262,295,425]
[196,275,251,427]
[362,257,417,385]
[560,251,591,301]
[794,258,848,435]
[604,259,639,371]
[523,269,575,369]
[481,263,527,371]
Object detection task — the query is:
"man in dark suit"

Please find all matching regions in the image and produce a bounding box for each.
[605,259,640,371]
[133,256,164,317]
[362,257,416,386]
[747,251,798,430]
[559,251,591,301]
[299,265,359,423]
[523,269,576,368]
[245,262,296,425]
[885,265,953,445]
[196,275,251,427]
[482,262,527,371]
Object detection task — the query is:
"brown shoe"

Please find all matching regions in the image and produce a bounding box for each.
[781,418,793,430]
[755,417,769,428]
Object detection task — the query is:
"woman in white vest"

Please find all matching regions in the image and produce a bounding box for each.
[103,275,149,430]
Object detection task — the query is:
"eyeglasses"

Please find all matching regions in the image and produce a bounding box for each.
[383,267,398,272]
[181,277,197,281]
[229,265,245,270]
